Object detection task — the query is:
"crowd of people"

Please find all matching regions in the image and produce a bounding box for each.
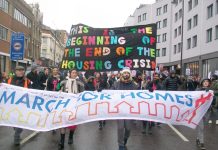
[0,65,218,150]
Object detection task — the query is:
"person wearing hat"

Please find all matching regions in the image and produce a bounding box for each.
[195,78,211,150]
[111,67,138,150]
[7,66,31,145]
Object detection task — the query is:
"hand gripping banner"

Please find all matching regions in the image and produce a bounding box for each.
[0,83,214,131]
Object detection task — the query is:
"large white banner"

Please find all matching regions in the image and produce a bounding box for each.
[0,83,213,131]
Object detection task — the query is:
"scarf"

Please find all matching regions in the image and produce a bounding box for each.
[66,77,79,94]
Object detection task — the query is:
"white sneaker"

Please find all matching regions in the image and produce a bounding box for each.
[216,120,218,125]
[208,120,212,124]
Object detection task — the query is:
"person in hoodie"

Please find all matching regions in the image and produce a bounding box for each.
[196,78,211,150]
[111,67,138,150]
[26,65,41,89]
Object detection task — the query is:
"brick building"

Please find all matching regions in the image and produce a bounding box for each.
[0,0,42,73]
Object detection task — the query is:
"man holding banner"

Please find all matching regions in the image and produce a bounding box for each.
[7,66,31,145]
[111,67,138,150]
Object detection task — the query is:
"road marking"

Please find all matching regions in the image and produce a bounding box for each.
[20,131,39,145]
[168,124,189,142]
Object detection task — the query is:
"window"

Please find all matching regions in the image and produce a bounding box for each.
[179,9,182,19]
[138,15,141,23]
[187,38,191,49]
[0,0,8,13]
[163,19,167,28]
[194,0,198,7]
[142,13,147,21]
[162,33,167,42]
[157,35,161,43]
[178,26,182,35]
[162,48,166,56]
[14,8,30,27]
[42,37,47,44]
[0,25,8,40]
[157,21,161,29]
[156,49,160,57]
[157,7,161,16]
[216,0,218,14]
[188,0,192,11]
[25,38,28,49]
[174,28,177,38]
[174,45,177,54]
[188,19,192,30]
[175,13,178,22]
[0,55,6,72]
[216,25,218,39]
[193,15,198,27]
[207,4,213,19]
[192,35,197,47]
[206,28,212,42]
[178,42,181,53]
[163,5,167,13]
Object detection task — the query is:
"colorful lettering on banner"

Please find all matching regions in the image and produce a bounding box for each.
[60,24,157,71]
[0,83,214,131]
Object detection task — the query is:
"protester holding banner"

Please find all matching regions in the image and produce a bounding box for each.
[7,66,31,145]
[94,72,108,130]
[142,72,163,135]
[111,67,138,150]
[196,78,211,150]
[58,69,84,149]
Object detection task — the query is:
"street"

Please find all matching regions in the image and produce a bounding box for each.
[0,116,218,150]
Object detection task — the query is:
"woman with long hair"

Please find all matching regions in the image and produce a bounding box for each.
[58,69,84,149]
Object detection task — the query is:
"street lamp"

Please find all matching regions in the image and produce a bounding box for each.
[172,0,184,75]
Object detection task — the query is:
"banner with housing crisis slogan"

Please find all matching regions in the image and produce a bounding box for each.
[60,24,157,71]
[0,83,214,131]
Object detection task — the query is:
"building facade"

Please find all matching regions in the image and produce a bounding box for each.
[124,0,218,78]
[40,25,66,67]
[0,0,42,73]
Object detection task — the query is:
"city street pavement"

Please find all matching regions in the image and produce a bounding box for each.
[0,117,218,150]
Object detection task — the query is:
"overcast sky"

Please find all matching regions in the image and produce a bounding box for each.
[25,0,155,32]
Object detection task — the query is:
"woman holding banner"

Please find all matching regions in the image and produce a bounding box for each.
[58,69,84,149]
